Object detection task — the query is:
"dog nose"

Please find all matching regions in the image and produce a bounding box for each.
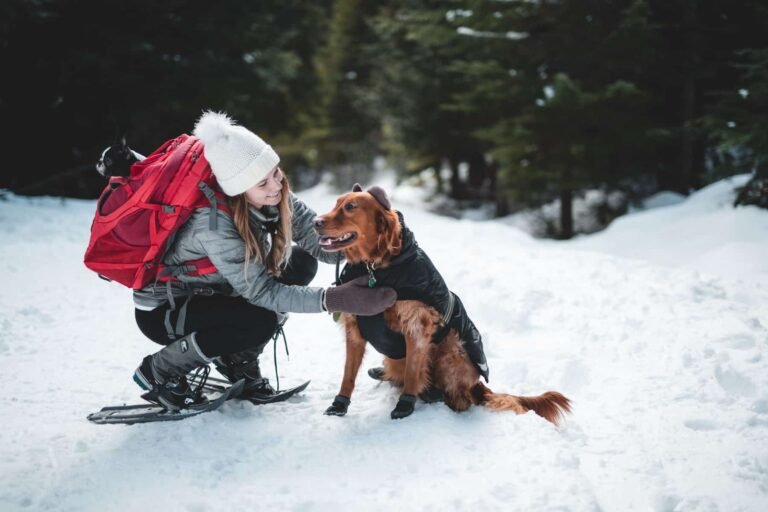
[313,217,324,229]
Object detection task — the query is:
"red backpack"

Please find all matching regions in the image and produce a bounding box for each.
[84,134,228,289]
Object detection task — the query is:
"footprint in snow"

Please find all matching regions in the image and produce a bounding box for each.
[715,333,756,350]
[683,418,718,431]
[714,364,757,397]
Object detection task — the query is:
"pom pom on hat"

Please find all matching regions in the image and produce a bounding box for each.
[193,111,280,196]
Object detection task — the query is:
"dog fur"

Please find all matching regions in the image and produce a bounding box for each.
[96,137,143,178]
[315,185,572,425]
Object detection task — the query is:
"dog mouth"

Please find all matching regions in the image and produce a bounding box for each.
[318,232,357,251]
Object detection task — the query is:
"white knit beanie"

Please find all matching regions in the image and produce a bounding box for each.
[193,111,280,196]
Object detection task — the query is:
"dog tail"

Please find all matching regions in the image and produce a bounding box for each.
[472,383,571,426]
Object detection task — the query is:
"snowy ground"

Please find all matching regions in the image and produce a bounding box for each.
[1,174,767,511]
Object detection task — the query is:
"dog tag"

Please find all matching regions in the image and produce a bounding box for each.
[365,262,377,288]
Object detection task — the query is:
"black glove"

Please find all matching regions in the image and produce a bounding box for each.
[324,394,351,416]
[325,276,397,316]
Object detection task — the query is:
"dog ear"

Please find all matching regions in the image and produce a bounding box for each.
[119,136,131,157]
[367,186,391,210]
[352,183,363,192]
[376,209,402,256]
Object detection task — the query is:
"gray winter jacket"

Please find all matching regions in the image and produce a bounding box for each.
[133,193,339,313]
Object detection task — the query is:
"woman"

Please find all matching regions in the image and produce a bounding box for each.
[132,111,395,410]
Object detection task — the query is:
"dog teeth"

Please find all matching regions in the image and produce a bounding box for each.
[319,233,353,246]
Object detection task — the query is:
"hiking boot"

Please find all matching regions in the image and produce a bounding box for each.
[133,333,211,411]
[134,356,208,410]
[241,376,276,398]
[214,349,275,398]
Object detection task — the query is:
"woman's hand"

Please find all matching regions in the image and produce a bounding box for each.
[324,276,396,316]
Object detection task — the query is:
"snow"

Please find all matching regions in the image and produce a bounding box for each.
[569,175,768,281]
[456,26,529,40]
[1,174,768,512]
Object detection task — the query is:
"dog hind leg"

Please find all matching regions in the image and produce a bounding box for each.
[434,331,480,412]
[390,301,437,418]
[382,357,405,386]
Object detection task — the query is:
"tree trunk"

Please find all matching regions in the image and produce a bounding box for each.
[559,188,574,240]
[467,151,487,192]
[679,0,699,194]
[488,160,510,217]
[448,157,468,200]
[495,196,511,217]
[433,159,444,194]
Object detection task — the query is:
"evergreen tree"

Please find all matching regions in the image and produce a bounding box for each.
[367,1,493,200]
[452,0,661,237]
[311,0,381,187]
[707,46,768,208]
[645,0,768,193]
[1,0,332,196]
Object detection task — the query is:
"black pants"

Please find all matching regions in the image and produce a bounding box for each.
[135,246,318,358]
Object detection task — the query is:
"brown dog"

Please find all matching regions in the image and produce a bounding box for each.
[314,184,571,424]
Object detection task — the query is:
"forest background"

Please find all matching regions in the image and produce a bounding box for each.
[2,0,767,239]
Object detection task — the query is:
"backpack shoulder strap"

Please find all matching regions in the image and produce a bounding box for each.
[198,181,224,230]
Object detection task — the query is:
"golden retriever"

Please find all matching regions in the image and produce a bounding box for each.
[314,184,571,425]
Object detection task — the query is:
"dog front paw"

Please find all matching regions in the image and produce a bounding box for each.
[324,394,351,416]
[390,394,417,419]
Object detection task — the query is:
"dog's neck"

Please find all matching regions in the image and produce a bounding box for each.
[343,219,402,270]
[343,245,397,270]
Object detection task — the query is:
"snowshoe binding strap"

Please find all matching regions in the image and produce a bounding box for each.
[187,365,211,402]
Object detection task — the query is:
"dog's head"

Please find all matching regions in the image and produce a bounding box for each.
[96,137,141,178]
[314,183,402,265]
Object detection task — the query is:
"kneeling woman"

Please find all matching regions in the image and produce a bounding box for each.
[133,111,395,410]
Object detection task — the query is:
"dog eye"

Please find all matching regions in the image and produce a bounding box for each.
[344,202,357,211]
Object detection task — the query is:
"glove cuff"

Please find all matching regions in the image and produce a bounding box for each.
[324,287,345,313]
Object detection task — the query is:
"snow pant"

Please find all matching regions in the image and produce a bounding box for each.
[135,246,318,357]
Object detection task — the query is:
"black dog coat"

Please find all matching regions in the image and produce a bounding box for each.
[338,212,489,382]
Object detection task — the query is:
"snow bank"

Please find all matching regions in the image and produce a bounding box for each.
[569,174,768,281]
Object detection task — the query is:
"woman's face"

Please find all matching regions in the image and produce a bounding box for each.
[244,166,283,208]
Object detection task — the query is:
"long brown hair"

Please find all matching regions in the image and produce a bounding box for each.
[228,176,293,277]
